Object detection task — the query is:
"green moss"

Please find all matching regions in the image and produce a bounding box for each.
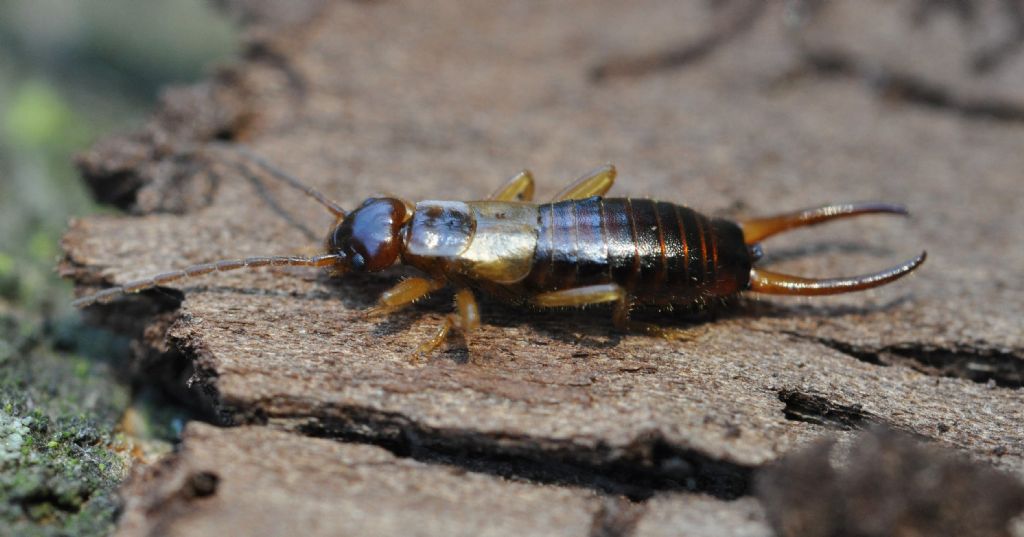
[0,2,239,534]
[0,309,130,537]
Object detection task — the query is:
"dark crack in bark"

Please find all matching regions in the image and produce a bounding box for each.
[590,0,767,82]
[799,48,1024,123]
[247,403,755,501]
[885,345,1024,389]
[912,0,1024,74]
[788,332,1024,389]
[777,389,881,431]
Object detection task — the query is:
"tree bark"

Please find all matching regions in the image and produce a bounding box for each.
[62,1,1024,535]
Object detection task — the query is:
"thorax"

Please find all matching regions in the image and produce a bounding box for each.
[401,200,540,284]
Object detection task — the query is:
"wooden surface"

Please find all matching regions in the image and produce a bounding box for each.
[115,423,771,537]
[62,1,1024,535]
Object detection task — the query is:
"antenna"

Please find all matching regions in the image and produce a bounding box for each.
[73,143,350,307]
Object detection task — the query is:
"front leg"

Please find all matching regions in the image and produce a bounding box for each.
[367,277,444,317]
[415,288,481,357]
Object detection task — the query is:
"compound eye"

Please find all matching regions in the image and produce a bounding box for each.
[349,252,366,271]
[749,243,764,262]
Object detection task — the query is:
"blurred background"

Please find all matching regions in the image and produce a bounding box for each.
[0,1,235,534]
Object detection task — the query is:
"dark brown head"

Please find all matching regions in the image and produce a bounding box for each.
[327,197,411,272]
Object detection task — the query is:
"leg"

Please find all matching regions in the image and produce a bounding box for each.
[612,299,697,341]
[533,283,694,341]
[490,170,535,201]
[454,288,481,334]
[367,277,444,317]
[533,283,625,307]
[414,288,481,357]
[415,316,454,358]
[550,164,616,201]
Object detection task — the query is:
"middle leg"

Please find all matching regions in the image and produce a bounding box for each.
[490,170,535,201]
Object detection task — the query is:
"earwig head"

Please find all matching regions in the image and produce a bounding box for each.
[327,197,411,272]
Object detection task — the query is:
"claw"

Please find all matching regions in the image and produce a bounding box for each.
[749,252,926,295]
[740,203,925,296]
[365,306,394,318]
[740,202,908,245]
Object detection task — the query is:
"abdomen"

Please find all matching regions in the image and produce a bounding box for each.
[523,197,751,304]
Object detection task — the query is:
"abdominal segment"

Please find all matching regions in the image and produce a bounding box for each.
[524,198,750,303]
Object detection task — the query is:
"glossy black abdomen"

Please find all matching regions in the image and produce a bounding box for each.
[524,197,751,303]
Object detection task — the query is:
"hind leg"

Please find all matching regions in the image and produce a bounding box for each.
[612,300,696,341]
[550,164,616,201]
[533,283,625,307]
[533,284,694,341]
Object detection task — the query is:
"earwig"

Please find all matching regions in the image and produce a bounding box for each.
[73,146,926,354]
